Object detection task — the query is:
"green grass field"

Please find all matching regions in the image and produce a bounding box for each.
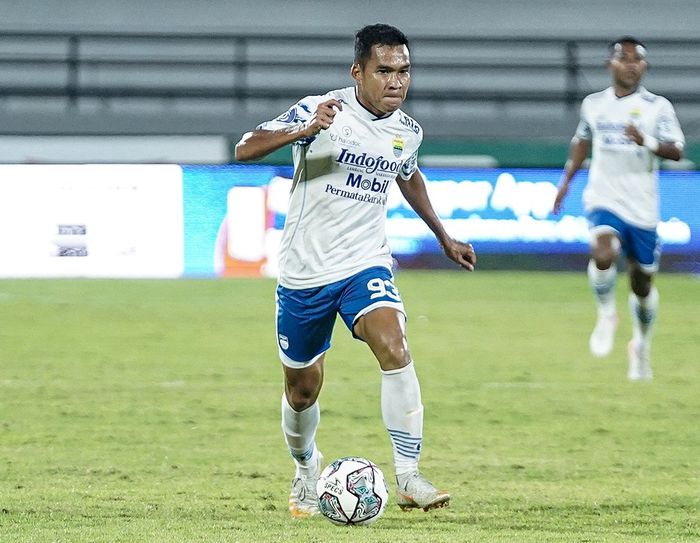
[1,271,699,542]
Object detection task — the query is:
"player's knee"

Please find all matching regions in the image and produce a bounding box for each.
[377,343,411,371]
[591,235,619,269]
[593,249,617,269]
[630,270,652,297]
[286,386,319,411]
[285,373,322,410]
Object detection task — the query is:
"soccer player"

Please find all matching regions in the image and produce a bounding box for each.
[234,24,476,516]
[553,36,685,380]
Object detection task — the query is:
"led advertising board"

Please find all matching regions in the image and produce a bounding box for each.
[182,166,699,277]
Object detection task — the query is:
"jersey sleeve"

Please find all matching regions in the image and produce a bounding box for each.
[574,98,592,141]
[256,95,324,146]
[656,98,685,148]
[399,150,418,181]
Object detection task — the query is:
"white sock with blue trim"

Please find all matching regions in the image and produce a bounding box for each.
[281,394,320,476]
[381,362,423,479]
[629,286,659,351]
[588,259,617,315]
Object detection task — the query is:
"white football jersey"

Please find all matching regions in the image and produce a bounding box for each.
[575,86,685,229]
[258,86,422,289]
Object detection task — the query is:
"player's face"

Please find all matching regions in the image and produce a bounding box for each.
[608,42,647,91]
[352,44,411,116]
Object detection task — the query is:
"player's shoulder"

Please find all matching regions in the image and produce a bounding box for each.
[394,109,423,139]
[327,86,353,104]
[583,88,610,104]
[295,87,350,113]
[638,87,673,108]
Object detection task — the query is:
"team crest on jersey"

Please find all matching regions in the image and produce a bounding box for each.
[392,136,404,158]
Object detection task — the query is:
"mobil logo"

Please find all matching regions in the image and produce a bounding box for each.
[346,172,390,194]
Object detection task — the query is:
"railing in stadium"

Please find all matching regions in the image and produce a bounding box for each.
[1,30,699,108]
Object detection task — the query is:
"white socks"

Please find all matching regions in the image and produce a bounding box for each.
[282,363,426,480]
[629,286,659,351]
[588,259,617,315]
[281,394,320,475]
[381,362,423,478]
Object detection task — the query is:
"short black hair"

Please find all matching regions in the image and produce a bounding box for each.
[608,36,647,58]
[354,24,409,66]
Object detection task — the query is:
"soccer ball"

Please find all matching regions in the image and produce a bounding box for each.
[316,456,388,526]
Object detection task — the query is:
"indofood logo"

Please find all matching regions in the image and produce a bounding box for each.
[336,148,402,175]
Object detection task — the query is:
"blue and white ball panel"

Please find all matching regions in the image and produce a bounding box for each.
[587,208,660,272]
[276,266,405,368]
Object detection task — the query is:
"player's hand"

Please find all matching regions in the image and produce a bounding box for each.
[552,179,570,215]
[303,99,343,136]
[625,124,644,146]
[442,238,476,271]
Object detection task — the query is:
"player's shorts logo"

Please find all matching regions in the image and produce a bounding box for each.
[278,334,289,350]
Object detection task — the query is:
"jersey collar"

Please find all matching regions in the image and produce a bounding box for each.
[609,85,646,100]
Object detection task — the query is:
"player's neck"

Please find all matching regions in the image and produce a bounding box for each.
[613,84,639,98]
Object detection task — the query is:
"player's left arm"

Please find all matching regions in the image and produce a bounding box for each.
[625,125,684,161]
[624,100,685,161]
[397,168,476,271]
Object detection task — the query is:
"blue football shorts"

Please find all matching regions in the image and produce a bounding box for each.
[275,266,406,368]
[587,208,660,273]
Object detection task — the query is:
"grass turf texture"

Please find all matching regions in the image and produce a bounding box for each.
[1,271,699,542]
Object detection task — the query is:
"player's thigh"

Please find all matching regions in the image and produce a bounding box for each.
[626,225,660,275]
[276,284,338,369]
[337,266,410,370]
[337,266,405,335]
[626,226,659,296]
[587,209,623,266]
[354,307,411,371]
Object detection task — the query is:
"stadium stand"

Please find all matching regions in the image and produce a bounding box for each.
[0,28,698,165]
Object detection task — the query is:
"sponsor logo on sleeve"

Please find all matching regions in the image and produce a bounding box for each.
[398,113,420,134]
[275,107,297,124]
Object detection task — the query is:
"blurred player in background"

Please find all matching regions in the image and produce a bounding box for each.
[553,36,685,380]
[235,24,476,517]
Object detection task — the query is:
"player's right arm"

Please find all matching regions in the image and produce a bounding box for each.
[234,99,342,162]
[553,137,590,214]
[553,100,592,215]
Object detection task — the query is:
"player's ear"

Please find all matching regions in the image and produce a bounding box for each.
[350,62,362,82]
